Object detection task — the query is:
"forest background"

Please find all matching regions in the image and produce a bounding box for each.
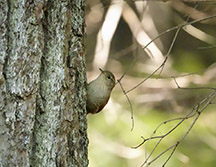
[86,1,216,167]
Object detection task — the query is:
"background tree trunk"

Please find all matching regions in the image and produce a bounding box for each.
[0,0,88,167]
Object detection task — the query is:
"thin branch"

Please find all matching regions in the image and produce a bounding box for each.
[126,56,168,94]
[117,56,137,82]
[173,77,216,90]
[141,138,163,167]
[198,45,216,50]
[131,112,196,149]
[141,91,216,166]
[121,14,216,93]
[132,79,216,150]
[159,2,198,76]
[141,13,216,52]
[115,5,216,167]
[162,142,179,167]
[141,112,195,166]
[117,79,135,131]
[130,71,216,166]
[159,27,181,75]
[135,108,198,166]
[145,142,178,167]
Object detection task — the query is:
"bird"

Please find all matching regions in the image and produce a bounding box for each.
[86,68,115,114]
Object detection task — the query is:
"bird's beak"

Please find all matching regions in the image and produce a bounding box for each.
[99,68,104,73]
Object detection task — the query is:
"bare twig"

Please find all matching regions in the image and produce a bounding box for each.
[126,56,168,94]
[118,56,137,82]
[141,13,216,52]
[160,2,198,75]
[117,79,135,131]
[134,89,216,167]
[198,45,216,49]
[131,113,196,149]
[118,13,216,81]
[161,142,179,167]
[123,14,216,94]
[113,4,216,165]
[121,14,216,93]
[173,77,216,90]
[159,27,181,75]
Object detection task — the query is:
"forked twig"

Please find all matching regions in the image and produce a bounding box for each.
[121,14,216,93]
[133,89,216,167]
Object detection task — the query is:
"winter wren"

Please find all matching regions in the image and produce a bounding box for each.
[87,68,115,114]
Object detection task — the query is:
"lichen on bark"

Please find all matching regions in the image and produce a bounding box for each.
[0,0,88,167]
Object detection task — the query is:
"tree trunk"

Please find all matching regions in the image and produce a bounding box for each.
[0,0,88,167]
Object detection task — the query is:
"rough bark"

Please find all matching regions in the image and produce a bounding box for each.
[0,0,88,167]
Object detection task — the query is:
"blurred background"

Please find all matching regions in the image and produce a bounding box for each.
[85,0,216,167]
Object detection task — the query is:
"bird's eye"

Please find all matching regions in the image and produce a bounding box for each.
[107,76,111,79]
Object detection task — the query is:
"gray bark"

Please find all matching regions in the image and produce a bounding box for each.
[0,0,88,167]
